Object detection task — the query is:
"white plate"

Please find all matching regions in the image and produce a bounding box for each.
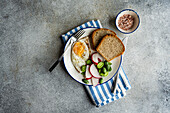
[63,28,122,86]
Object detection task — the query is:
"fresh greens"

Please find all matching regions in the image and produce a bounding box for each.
[86,59,92,65]
[99,78,104,84]
[82,79,89,84]
[102,67,107,73]
[81,65,86,72]
[97,62,104,69]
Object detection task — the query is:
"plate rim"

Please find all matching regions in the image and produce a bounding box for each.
[63,27,122,86]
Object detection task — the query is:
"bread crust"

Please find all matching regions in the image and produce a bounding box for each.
[96,34,125,62]
[92,28,116,49]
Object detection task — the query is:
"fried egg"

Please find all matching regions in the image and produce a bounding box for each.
[71,40,89,72]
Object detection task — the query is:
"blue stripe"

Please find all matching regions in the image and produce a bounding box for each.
[110,77,114,84]
[105,82,114,97]
[89,86,99,105]
[117,84,123,98]
[106,100,109,103]
[121,66,131,87]
[117,82,124,97]
[115,94,119,99]
[95,21,100,28]
[117,84,123,96]
[70,30,73,35]
[95,86,104,102]
[106,100,109,104]
[116,90,119,94]
[92,21,97,27]
[101,103,104,106]
[67,36,71,41]
[79,25,83,29]
[84,22,89,27]
[120,91,124,97]
[62,36,66,44]
[90,21,94,27]
[65,32,70,37]
[119,74,128,90]
[118,84,121,91]
[100,84,109,99]
[74,27,78,32]
[64,34,69,38]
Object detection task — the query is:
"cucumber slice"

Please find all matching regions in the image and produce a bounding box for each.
[103,72,109,77]
[106,65,111,71]
[99,78,104,84]
[104,61,109,66]
[99,69,101,73]
[108,67,112,72]
[100,73,105,76]
[97,62,104,69]
[102,67,107,73]
[81,65,86,72]
[105,61,112,66]
[86,59,92,65]
[82,79,89,84]
[108,62,112,65]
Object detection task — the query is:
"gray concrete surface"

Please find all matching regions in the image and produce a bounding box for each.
[0,0,170,113]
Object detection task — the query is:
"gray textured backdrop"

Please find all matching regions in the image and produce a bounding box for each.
[0,0,170,113]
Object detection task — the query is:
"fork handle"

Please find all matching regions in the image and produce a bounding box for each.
[49,39,73,72]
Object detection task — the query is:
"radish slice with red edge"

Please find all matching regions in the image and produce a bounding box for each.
[91,77,99,86]
[85,65,92,80]
[91,52,104,65]
[89,64,101,79]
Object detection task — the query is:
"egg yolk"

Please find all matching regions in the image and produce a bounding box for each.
[73,42,85,57]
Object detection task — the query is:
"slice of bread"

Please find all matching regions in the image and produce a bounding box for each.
[96,35,125,61]
[92,28,116,48]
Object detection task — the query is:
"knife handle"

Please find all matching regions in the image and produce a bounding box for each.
[49,53,64,72]
[49,39,73,72]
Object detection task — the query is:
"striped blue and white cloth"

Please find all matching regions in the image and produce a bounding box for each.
[61,20,131,107]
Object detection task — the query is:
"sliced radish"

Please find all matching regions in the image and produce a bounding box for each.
[98,58,102,62]
[89,64,101,79]
[91,77,99,86]
[85,65,92,80]
[91,52,104,65]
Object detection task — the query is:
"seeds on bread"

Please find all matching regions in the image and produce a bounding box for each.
[92,28,116,49]
[96,35,125,61]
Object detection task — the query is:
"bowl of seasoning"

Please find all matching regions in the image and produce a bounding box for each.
[115,9,140,34]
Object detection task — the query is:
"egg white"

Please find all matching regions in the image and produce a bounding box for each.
[71,40,89,73]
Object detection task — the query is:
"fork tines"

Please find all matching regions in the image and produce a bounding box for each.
[74,29,85,39]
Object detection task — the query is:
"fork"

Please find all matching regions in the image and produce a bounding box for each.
[49,29,85,72]
[113,37,127,94]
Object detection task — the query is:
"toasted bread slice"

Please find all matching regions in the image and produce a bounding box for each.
[92,28,116,48]
[96,35,125,61]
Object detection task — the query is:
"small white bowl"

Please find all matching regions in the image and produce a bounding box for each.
[115,9,140,34]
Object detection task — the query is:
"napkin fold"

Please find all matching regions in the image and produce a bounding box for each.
[61,20,131,107]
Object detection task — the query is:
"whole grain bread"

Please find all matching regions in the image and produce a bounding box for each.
[92,28,116,48]
[96,35,125,61]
